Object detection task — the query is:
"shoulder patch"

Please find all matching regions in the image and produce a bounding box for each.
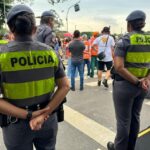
[116,39,124,47]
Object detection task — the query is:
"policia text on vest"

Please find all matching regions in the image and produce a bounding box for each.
[134,34,150,44]
[10,55,54,67]
[0,50,65,125]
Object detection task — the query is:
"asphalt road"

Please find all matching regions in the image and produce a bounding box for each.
[0,74,150,150]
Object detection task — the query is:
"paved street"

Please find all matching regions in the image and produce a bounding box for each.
[0,73,150,150]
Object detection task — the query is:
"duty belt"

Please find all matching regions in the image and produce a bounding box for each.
[8,101,52,125]
[23,100,50,111]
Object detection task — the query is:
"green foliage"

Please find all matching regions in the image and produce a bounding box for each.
[81,32,93,39]
[0,0,33,28]
[0,0,12,28]
[48,0,70,5]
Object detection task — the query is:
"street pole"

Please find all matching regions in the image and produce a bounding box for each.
[3,0,6,28]
[66,1,80,32]
[75,25,77,30]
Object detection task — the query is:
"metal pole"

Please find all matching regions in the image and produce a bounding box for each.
[75,25,77,30]
[66,1,80,32]
[3,0,6,28]
[66,5,73,32]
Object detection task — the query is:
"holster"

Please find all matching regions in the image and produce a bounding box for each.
[56,97,67,122]
[0,114,9,127]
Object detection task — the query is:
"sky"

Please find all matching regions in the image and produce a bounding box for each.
[21,0,150,34]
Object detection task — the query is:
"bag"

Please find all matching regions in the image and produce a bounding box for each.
[97,51,106,60]
[97,35,109,61]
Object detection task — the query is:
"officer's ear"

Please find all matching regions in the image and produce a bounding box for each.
[32,26,37,35]
[127,22,132,32]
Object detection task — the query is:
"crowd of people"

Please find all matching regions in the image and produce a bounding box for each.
[62,27,115,91]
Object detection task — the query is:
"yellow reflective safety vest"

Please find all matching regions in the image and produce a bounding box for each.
[0,40,8,45]
[125,33,150,78]
[0,41,59,107]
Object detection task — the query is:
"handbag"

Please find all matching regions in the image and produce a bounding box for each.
[97,35,109,61]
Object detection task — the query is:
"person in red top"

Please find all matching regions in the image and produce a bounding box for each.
[89,32,99,77]
[82,34,91,76]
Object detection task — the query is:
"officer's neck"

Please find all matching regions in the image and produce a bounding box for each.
[15,35,33,42]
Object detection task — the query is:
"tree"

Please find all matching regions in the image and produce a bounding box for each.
[0,0,12,28]
[50,9,63,30]
[48,0,71,5]
[0,0,33,29]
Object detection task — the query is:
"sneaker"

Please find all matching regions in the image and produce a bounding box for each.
[98,80,101,86]
[80,87,84,91]
[107,142,115,150]
[102,79,109,88]
[70,87,75,91]
[90,75,94,78]
[87,73,90,76]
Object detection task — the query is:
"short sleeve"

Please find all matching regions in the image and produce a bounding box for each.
[55,57,66,79]
[111,37,115,47]
[114,39,126,57]
[68,42,72,52]
[93,37,99,45]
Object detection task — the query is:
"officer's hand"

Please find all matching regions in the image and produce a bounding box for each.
[30,114,49,131]
[32,107,50,118]
[140,78,150,91]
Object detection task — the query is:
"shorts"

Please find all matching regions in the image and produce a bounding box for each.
[97,61,112,71]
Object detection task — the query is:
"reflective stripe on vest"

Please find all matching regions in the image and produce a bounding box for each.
[0,50,59,105]
[0,40,8,45]
[3,77,55,99]
[125,33,150,77]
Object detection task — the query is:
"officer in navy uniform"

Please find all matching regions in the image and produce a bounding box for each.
[35,10,57,49]
[107,10,150,150]
[0,4,69,150]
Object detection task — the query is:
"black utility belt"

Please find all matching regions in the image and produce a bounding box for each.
[22,100,50,111]
[0,101,51,127]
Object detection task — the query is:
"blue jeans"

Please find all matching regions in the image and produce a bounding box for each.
[84,59,90,76]
[67,58,78,78]
[71,61,84,89]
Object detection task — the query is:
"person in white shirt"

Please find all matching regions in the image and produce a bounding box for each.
[92,27,115,88]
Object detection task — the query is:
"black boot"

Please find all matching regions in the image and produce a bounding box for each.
[107,142,115,150]
[70,87,75,91]
[102,79,109,88]
[80,87,84,91]
[98,80,101,86]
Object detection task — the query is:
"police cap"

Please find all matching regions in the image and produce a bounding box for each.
[7,5,34,23]
[41,11,55,18]
[126,10,146,22]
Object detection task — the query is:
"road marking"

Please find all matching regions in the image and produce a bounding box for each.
[85,80,112,87]
[85,82,98,87]
[145,100,150,106]
[64,105,115,148]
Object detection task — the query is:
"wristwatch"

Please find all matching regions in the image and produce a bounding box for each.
[135,80,141,87]
[26,110,32,121]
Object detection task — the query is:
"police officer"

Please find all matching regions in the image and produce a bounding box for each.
[35,10,56,48]
[0,4,69,150]
[107,10,150,150]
